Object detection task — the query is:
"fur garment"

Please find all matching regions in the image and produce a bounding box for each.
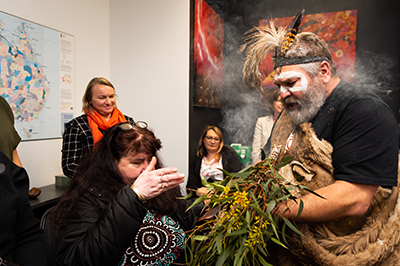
[269,110,400,266]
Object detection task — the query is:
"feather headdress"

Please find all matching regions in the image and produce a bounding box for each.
[241,8,305,91]
[242,8,331,91]
[278,8,305,57]
[241,20,286,91]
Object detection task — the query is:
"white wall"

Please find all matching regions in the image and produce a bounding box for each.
[0,0,190,187]
[110,1,190,181]
[0,0,112,187]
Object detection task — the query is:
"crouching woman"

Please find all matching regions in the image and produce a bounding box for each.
[52,121,198,266]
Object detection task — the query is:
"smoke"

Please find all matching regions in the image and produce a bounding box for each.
[220,90,262,146]
[354,49,398,96]
[217,16,267,146]
[219,48,399,146]
[207,2,399,146]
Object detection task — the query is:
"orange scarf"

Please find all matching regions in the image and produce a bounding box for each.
[85,108,127,147]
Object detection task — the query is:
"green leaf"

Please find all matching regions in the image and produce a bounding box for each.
[271,237,287,249]
[257,242,269,257]
[263,178,274,190]
[282,217,303,236]
[177,191,193,199]
[219,168,233,177]
[216,232,224,254]
[191,235,208,241]
[267,200,276,213]
[281,222,288,245]
[269,186,285,199]
[276,194,291,202]
[250,204,269,220]
[257,254,274,266]
[267,212,280,239]
[211,196,235,204]
[238,164,256,173]
[216,244,234,266]
[262,158,272,166]
[200,177,209,187]
[226,228,247,237]
[187,194,208,210]
[281,156,293,164]
[185,240,194,263]
[248,190,259,204]
[274,156,293,169]
[220,177,232,186]
[268,212,279,227]
[230,171,254,178]
[282,186,292,195]
[247,208,252,220]
[297,199,304,218]
[208,182,226,192]
[233,242,246,265]
[299,185,326,199]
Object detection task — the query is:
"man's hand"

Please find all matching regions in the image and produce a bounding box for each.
[276,180,378,223]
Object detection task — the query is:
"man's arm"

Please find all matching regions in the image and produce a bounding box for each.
[277,180,378,223]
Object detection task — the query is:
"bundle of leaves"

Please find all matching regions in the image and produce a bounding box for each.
[186,156,320,266]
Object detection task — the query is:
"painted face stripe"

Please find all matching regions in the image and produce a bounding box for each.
[275,71,308,93]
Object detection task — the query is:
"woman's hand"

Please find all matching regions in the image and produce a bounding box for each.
[131,157,185,200]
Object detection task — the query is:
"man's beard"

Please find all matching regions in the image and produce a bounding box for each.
[284,78,327,125]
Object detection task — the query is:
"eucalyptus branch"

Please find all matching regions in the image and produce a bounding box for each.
[186,156,320,266]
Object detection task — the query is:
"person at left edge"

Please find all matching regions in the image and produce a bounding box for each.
[0,151,47,266]
[0,96,22,166]
[61,77,134,178]
[0,97,46,265]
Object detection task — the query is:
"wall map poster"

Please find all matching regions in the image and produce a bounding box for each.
[0,10,74,141]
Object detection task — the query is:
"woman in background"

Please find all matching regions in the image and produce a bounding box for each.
[187,125,243,198]
[62,77,133,178]
[251,89,283,163]
[53,121,198,266]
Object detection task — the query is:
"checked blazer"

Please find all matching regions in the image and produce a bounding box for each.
[61,114,133,178]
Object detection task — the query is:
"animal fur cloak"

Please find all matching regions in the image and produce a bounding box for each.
[269,110,400,266]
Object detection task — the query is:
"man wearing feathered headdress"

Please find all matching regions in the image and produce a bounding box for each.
[242,8,400,265]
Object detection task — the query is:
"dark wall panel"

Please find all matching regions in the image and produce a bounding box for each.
[189,0,400,172]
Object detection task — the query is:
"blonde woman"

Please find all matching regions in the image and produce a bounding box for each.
[61,77,133,178]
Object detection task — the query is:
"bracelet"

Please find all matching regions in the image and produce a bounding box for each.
[132,185,146,204]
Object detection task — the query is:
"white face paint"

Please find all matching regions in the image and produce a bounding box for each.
[275,71,308,93]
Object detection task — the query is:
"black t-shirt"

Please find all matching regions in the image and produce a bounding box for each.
[311,81,398,187]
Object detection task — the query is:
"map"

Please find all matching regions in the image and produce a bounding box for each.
[0,11,74,140]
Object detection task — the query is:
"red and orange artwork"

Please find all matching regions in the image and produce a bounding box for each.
[260,10,357,90]
[194,0,224,108]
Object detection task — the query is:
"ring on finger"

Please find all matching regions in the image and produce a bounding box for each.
[161,184,165,189]
[160,175,164,183]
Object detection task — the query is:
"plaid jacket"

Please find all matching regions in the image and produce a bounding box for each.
[61,114,133,178]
